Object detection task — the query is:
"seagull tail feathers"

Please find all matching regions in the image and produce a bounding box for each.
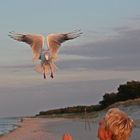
[35,63,57,74]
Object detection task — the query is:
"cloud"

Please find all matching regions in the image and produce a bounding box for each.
[1,26,140,117]
[0,64,33,69]
[129,15,140,21]
[60,27,140,71]
[0,78,125,117]
[2,26,140,75]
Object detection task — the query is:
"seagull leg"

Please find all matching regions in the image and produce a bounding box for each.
[44,72,46,79]
[43,66,46,79]
[51,73,54,79]
[49,63,54,79]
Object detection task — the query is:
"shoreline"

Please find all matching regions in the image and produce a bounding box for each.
[0,99,139,140]
[0,116,138,140]
[0,117,98,140]
[0,117,63,140]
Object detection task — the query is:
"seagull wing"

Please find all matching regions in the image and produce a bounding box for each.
[9,32,44,61]
[47,30,82,60]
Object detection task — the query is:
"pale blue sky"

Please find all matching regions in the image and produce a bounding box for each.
[0,0,140,117]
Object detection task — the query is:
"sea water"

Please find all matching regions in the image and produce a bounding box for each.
[0,117,20,135]
[44,104,140,140]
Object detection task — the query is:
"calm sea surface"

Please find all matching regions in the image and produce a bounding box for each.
[0,117,20,135]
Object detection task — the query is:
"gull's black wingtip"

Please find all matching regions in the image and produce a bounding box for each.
[73,29,83,36]
[8,31,15,38]
[9,31,15,34]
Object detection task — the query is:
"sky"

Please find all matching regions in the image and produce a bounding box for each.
[0,0,140,117]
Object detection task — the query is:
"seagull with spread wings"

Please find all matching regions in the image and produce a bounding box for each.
[9,30,82,79]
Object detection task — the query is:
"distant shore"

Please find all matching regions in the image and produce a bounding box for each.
[37,98,140,118]
[0,117,64,140]
[107,98,140,108]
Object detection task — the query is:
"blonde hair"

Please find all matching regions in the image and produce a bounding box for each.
[104,108,134,140]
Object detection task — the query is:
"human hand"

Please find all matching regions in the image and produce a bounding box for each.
[62,133,73,140]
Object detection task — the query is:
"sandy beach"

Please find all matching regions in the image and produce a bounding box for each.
[0,117,58,140]
[0,117,99,140]
[0,117,97,140]
[0,116,139,140]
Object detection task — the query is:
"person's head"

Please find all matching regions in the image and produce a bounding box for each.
[98,108,134,140]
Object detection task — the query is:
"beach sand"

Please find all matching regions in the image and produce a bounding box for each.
[0,117,138,140]
[0,117,57,140]
[0,117,100,140]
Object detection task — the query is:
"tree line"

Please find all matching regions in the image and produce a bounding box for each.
[37,81,140,116]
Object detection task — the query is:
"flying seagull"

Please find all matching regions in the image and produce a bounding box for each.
[9,30,82,79]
